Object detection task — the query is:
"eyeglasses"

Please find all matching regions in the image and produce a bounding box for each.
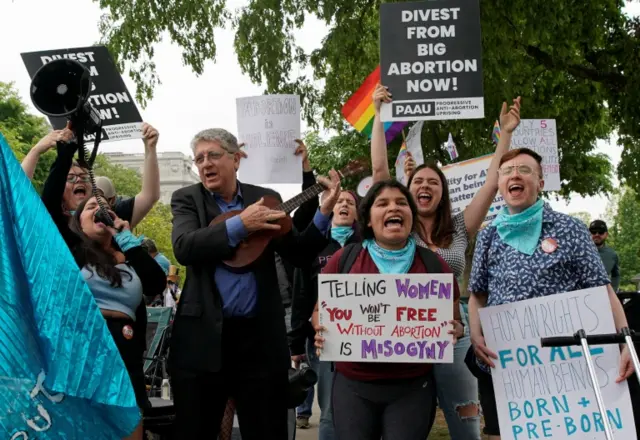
[194,150,230,165]
[590,229,606,236]
[66,173,90,184]
[498,165,536,177]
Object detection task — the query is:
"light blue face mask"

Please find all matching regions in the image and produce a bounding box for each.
[492,199,545,255]
[362,236,417,274]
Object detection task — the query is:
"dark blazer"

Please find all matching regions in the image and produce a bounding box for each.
[169,181,329,374]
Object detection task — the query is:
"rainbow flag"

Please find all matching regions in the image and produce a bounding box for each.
[342,66,407,143]
[395,142,409,183]
[492,120,501,144]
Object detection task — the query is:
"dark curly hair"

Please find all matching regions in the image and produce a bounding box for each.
[358,179,418,241]
[69,196,130,287]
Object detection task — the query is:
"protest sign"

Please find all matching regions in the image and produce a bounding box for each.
[379,0,484,122]
[479,288,636,440]
[236,95,302,184]
[21,46,144,143]
[317,273,454,363]
[511,119,560,191]
[442,154,506,225]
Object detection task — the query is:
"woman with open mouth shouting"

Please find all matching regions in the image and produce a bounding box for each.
[289,187,361,439]
[369,84,521,439]
[312,180,463,440]
[41,141,167,440]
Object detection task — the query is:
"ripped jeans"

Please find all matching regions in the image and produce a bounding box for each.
[432,301,481,439]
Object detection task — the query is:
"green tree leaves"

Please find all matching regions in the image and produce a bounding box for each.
[608,187,640,288]
[94,0,640,197]
[0,82,52,192]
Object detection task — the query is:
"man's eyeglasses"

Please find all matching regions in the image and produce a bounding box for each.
[66,173,90,184]
[590,229,606,236]
[194,150,230,165]
[498,165,536,177]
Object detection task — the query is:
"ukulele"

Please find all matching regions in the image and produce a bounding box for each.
[210,160,368,268]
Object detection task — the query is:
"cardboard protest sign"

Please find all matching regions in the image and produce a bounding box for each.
[511,119,560,191]
[236,95,302,184]
[379,0,484,122]
[318,274,454,363]
[21,46,143,143]
[441,154,506,225]
[479,288,636,439]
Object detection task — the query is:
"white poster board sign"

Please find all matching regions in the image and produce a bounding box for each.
[479,288,636,440]
[318,273,454,363]
[236,95,302,184]
[511,119,560,191]
[441,154,506,226]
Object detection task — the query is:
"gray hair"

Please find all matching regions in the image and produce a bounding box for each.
[190,128,239,153]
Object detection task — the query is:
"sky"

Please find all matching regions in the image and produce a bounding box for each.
[1,0,638,222]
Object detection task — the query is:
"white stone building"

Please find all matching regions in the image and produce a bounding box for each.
[104,151,200,205]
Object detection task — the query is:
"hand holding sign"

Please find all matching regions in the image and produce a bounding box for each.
[142,123,159,150]
[448,319,464,344]
[34,122,74,154]
[372,84,392,114]
[618,345,634,383]
[499,96,522,134]
[294,139,311,172]
[471,332,497,368]
[404,151,417,179]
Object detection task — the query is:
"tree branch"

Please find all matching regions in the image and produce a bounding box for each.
[523,45,627,89]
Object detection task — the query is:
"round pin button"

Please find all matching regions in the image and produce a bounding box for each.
[122,325,134,340]
[541,238,558,253]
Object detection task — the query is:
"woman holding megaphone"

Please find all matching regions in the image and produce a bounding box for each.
[40,138,166,440]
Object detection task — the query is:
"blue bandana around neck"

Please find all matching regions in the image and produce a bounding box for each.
[331,226,354,247]
[492,199,545,255]
[362,236,416,274]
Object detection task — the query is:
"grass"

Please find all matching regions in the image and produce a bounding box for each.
[429,408,489,440]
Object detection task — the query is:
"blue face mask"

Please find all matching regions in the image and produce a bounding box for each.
[362,236,417,274]
[330,226,354,247]
[492,199,545,255]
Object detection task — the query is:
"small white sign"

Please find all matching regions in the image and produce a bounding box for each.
[511,119,560,191]
[441,154,506,226]
[236,95,302,184]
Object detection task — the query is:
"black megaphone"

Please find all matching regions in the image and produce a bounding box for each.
[30,59,101,135]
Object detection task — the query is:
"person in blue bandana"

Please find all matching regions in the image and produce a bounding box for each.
[465,147,634,440]
[41,141,167,440]
[289,188,360,438]
[313,180,464,440]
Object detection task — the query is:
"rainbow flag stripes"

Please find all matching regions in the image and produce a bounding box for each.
[342,66,407,143]
[492,120,501,144]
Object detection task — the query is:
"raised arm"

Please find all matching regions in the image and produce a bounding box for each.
[292,139,319,231]
[22,125,73,180]
[275,170,340,266]
[463,97,521,237]
[41,142,80,247]
[371,84,393,183]
[131,123,160,228]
